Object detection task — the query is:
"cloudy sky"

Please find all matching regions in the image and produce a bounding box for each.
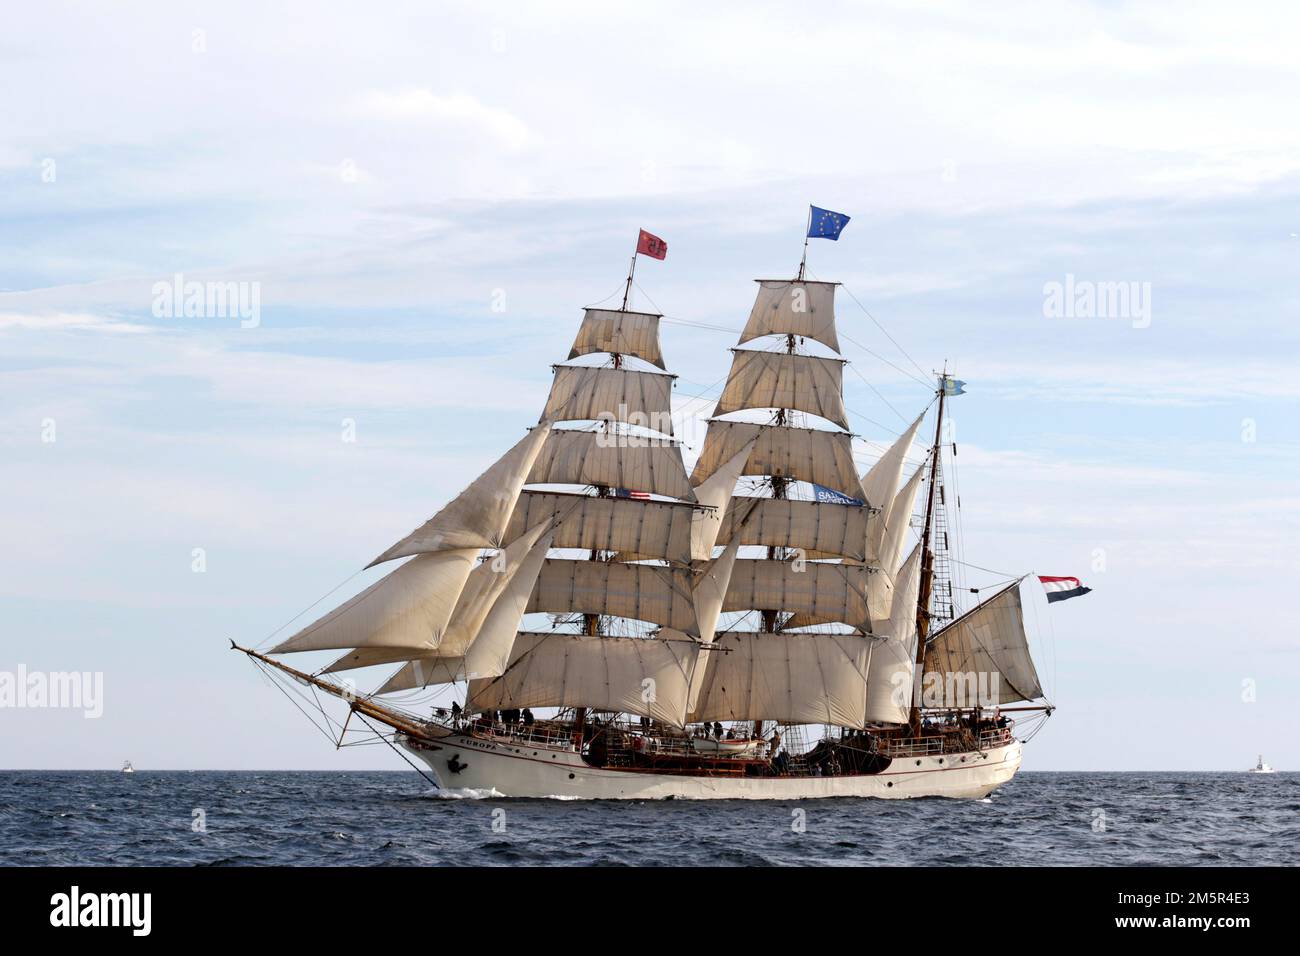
[3,1,1298,770]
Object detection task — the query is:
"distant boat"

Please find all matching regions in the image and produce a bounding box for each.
[121,761,135,774]
[1249,754,1274,774]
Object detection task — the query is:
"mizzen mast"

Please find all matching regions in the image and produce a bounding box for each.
[910,373,946,732]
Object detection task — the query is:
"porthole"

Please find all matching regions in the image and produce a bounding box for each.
[887,781,893,788]
[938,759,944,764]
[568,773,576,779]
[915,759,921,766]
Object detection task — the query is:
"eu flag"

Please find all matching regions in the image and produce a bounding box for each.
[807,205,851,240]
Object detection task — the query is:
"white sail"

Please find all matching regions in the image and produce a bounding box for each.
[692,537,740,645]
[372,528,557,692]
[716,497,869,562]
[739,280,840,353]
[568,308,665,369]
[863,542,922,724]
[689,632,870,728]
[690,421,863,502]
[862,411,925,557]
[505,490,694,564]
[467,632,698,726]
[713,350,849,431]
[527,428,696,502]
[270,548,478,654]
[689,441,755,560]
[542,365,675,436]
[528,560,700,634]
[879,463,924,576]
[923,581,1043,706]
[722,559,871,630]
[367,423,552,566]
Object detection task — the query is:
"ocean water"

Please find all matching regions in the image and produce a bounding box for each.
[0,771,1294,866]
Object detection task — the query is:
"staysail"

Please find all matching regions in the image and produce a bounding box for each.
[367,422,553,566]
[861,541,923,724]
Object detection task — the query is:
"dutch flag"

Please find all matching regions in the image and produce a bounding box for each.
[1038,575,1092,603]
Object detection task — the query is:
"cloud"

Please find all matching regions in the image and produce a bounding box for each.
[0,311,152,334]
[347,89,533,150]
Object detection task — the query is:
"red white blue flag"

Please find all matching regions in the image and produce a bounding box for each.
[615,488,651,501]
[1038,575,1092,603]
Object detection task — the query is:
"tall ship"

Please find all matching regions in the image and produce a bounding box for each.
[236,214,1073,799]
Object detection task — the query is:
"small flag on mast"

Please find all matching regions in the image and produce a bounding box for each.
[940,375,966,396]
[1038,575,1092,603]
[615,488,651,500]
[807,206,851,240]
[636,229,667,260]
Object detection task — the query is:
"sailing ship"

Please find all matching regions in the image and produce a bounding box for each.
[235,217,1062,799]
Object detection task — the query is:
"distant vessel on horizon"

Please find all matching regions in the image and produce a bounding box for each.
[121,760,135,774]
[1249,754,1274,774]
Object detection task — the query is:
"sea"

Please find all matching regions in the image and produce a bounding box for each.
[1,771,1294,866]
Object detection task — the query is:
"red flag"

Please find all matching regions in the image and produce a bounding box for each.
[636,229,667,260]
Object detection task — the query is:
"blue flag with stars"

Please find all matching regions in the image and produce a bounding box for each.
[807,205,851,240]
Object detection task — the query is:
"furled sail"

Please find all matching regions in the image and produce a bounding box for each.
[270,548,478,654]
[504,490,693,564]
[713,350,849,430]
[689,441,755,560]
[527,428,696,502]
[542,365,675,436]
[739,280,841,353]
[722,559,871,630]
[863,542,922,724]
[923,581,1043,706]
[715,497,869,562]
[367,423,552,566]
[688,632,870,728]
[467,632,698,726]
[527,560,700,634]
[568,308,665,369]
[690,421,863,502]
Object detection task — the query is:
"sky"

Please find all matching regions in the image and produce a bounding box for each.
[2,1,1298,770]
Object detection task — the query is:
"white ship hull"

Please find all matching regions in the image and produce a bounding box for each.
[401,730,1023,800]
